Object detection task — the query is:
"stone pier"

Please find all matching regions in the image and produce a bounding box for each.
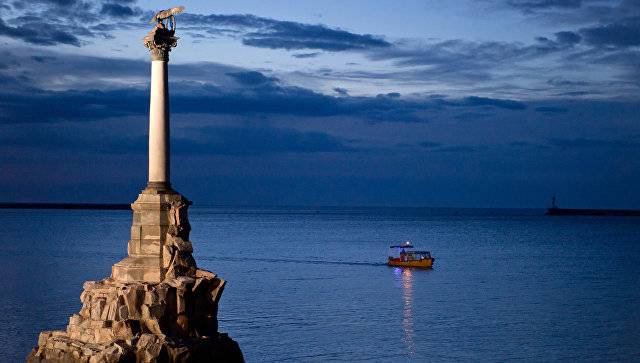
[27,7,243,362]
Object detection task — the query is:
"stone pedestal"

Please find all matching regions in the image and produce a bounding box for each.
[112,188,196,284]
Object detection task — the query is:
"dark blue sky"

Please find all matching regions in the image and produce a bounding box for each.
[0,0,639,208]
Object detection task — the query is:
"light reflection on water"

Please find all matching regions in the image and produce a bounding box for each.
[398,268,415,356]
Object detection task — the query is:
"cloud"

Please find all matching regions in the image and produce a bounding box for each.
[498,0,640,88]
[174,127,353,155]
[181,13,391,51]
[0,17,81,46]
[0,124,353,156]
[360,37,583,89]
[0,127,146,154]
[554,31,581,45]
[431,145,489,153]
[505,0,639,25]
[0,68,530,125]
[292,52,320,58]
[6,49,637,144]
[0,51,441,123]
[0,48,253,91]
[506,0,584,12]
[0,88,148,124]
[418,141,488,153]
[163,3,629,99]
[579,21,640,48]
[34,0,82,6]
[0,50,552,129]
[546,77,589,87]
[242,31,387,51]
[398,37,570,66]
[333,87,349,96]
[535,106,568,113]
[2,1,633,101]
[557,91,592,97]
[30,55,56,63]
[453,112,491,121]
[0,0,145,46]
[461,96,527,110]
[226,71,278,86]
[100,3,140,18]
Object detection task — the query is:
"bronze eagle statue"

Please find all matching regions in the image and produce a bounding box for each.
[148,6,185,31]
[144,6,184,52]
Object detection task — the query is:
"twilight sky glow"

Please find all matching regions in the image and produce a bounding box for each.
[0,0,639,208]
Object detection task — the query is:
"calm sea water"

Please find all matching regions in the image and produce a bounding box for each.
[0,206,639,362]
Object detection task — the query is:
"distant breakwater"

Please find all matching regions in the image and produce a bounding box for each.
[0,202,130,210]
[546,207,640,217]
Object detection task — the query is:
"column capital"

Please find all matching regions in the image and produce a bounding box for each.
[143,24,178,61]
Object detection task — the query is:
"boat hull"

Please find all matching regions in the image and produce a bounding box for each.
[387,258,434,268]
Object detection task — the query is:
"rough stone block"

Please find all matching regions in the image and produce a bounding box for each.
[136,334,165,362]
[37,332,52,348]
[112,320,138,340]
[69,314,82,327]
[141,210,170,226]
[143,319,163,335]
[195,269,215,279]
[139,225,165,241]
[131,225,142,239]
[112,256,162,283]
[90,299,106,320]
[127,239,141,255]
[117,304,129,321]
[139,239,162,255]
[148,304,165,319]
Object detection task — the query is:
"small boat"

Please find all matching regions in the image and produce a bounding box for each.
[388,241,434,268]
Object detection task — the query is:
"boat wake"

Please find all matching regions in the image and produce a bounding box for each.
[198,255,385,267]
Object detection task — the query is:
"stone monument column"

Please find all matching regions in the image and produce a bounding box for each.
[28,8,244,362]
[110,21,188,283]
[147,46,171,191]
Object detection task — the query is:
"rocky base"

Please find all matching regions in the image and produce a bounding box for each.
[27,270,243,362]
[27,332,243,363]
[28,188,243,362]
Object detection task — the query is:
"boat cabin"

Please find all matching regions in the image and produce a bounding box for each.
[389,242,432,262]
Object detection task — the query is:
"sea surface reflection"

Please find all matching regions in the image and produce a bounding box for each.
[396,267,415,356]
[1,206,640,362]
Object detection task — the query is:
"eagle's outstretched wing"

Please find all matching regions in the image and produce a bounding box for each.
[149,6,186,24]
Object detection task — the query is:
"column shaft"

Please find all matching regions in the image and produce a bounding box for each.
[148,60,170,189]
